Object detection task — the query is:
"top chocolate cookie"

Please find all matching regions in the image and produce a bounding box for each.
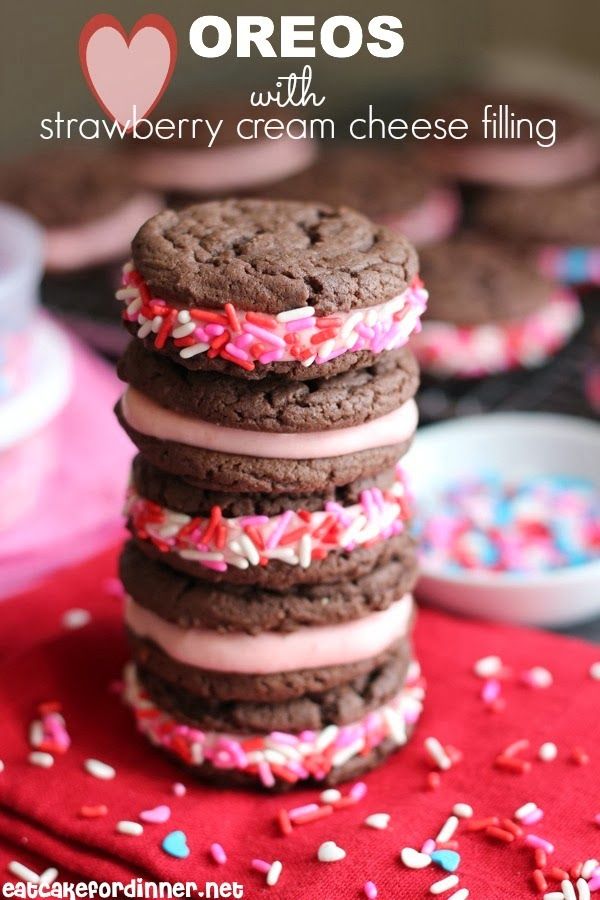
[118,199,426,379]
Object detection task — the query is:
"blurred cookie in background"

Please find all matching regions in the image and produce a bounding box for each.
[127,98,318,200]
[0,150,163,357]
[474,172,600,286]
[410,232,583,378]
[260,145,461,247]
[420,91,599,188]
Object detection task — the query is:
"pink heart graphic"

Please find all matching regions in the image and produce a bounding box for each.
[139,804,171,824]
[79,14,177,130]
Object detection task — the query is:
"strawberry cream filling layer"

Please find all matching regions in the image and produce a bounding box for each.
[120,388,419,459]
[125,592,414,674]
[117,266,428,372]
[123,660,425,786]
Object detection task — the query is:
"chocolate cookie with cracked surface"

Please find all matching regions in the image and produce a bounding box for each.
[121,199,423,380]
[120,539,418,632]
[118,339,419,432]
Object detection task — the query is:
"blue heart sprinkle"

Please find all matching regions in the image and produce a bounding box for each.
[431,849,460,872]
[162,830,190,859]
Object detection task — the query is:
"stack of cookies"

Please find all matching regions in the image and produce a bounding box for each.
[114,199,428,789]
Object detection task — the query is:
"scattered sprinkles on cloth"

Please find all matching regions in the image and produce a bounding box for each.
[416,474,600,574]
[117,263,428,372]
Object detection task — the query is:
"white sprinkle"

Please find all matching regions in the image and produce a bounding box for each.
[126,297,142,317]
[116,287,139,301]
[436,815,459,843]
[424,736,452,771]
[382,707,407,745]
[316,339,335,359]
[28,751,53,768]
[577,877,591,900]
[589,662,600,681]
[539,742,558,762]
[298,533,312,569]
[116,820,143,836]
[29,720,44,748]
[39,868,59,886]
[238,533,261,566]
[8,862,41,883]
[0,760,4,774]
[320,789,341,804]
[123,261,135,274]
[364,813,390,830]
[514,802,537,821]
[447,891,469,900]
[561,880,577,900]
[452,803,473,819]
[473,655,503,678]
[400,847,432,870]
[177,310,191,324]
[526,666,554,688]
[84,759,115,780]
[180,342,210,359]
[430,875,459,895]
[317,841,346,863]
[301,355,316,367]
[137,320,153,339]
[266,860,283,887]
[315,725,339,752]
[581,859,599,879]
[62,608,91,630]
[331,739,365,768]
[172,321,197,339]
[543,894,566,900]
[276,306,315,323]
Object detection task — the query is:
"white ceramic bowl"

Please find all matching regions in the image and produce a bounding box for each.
[403,413,600,626]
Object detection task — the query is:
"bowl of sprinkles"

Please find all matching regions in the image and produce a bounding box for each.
[404,413,600,626]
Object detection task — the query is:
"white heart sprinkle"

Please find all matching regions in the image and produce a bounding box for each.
[364,813,391,830]
[400,847,432,869]
[317,841,346,863]
[473,655,502,678]
[319,789,342,805]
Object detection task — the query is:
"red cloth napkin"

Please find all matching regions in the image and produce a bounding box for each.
[1,547,599,898]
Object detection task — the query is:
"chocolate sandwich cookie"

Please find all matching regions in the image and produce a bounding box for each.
[120,540,418,634]
[474,174,600,286]
[117,199,427,380]
[125,454,415,587]
[118,339,419,432]
[128,98,317,196]
[124,661,425,789]
[262,146,461,247]
[0,151,162,273]
[420,91,599,187]
[410,233,582,378]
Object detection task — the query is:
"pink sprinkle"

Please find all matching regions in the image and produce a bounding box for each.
[204,324,225,337]
[268,731,299,746]
[234,333,254,349]
[266,510,294,550]
[349,781,368,801]
[259,349,285,364]
[364,881,378,899]
[421,838,436,854]
[285,316,317,332]
[594,813,600,826]
[481,679,502,703]
[251,859,271,874]
[239,515,270,527]
[172,782,186,797]
[503,738,530,758]
[201,560,227,572]
[258,760,275,788]
[224,342,251,362]
[243,323,286,347]
[590,876,600,892]
[289,804,319,821]
[524,835,554,854]
[102,577,124,598]
[210,843,227,865]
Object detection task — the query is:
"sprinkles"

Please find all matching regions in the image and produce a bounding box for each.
[123,662,424,787]
[117,264,427,371]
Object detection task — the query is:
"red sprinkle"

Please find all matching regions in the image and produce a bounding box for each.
[570,862,584,880]
[277,809,293,835]
[79,805,108,818]
[310,327,337,345]
[426,772,441,791]
[224,302,240,332]
[495,754,532,773]
[246,312,276,329]
[220,350,256,371]
[501,818,523,837]
[549,867,569,881]
[570,746,590,765]
[534,849,548,868]
[293,805,334,825]
[467,817,500,832]
[190,309,229,325]
[486,825,515,843]
[155,310,177,350]
[532,869,548,892]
